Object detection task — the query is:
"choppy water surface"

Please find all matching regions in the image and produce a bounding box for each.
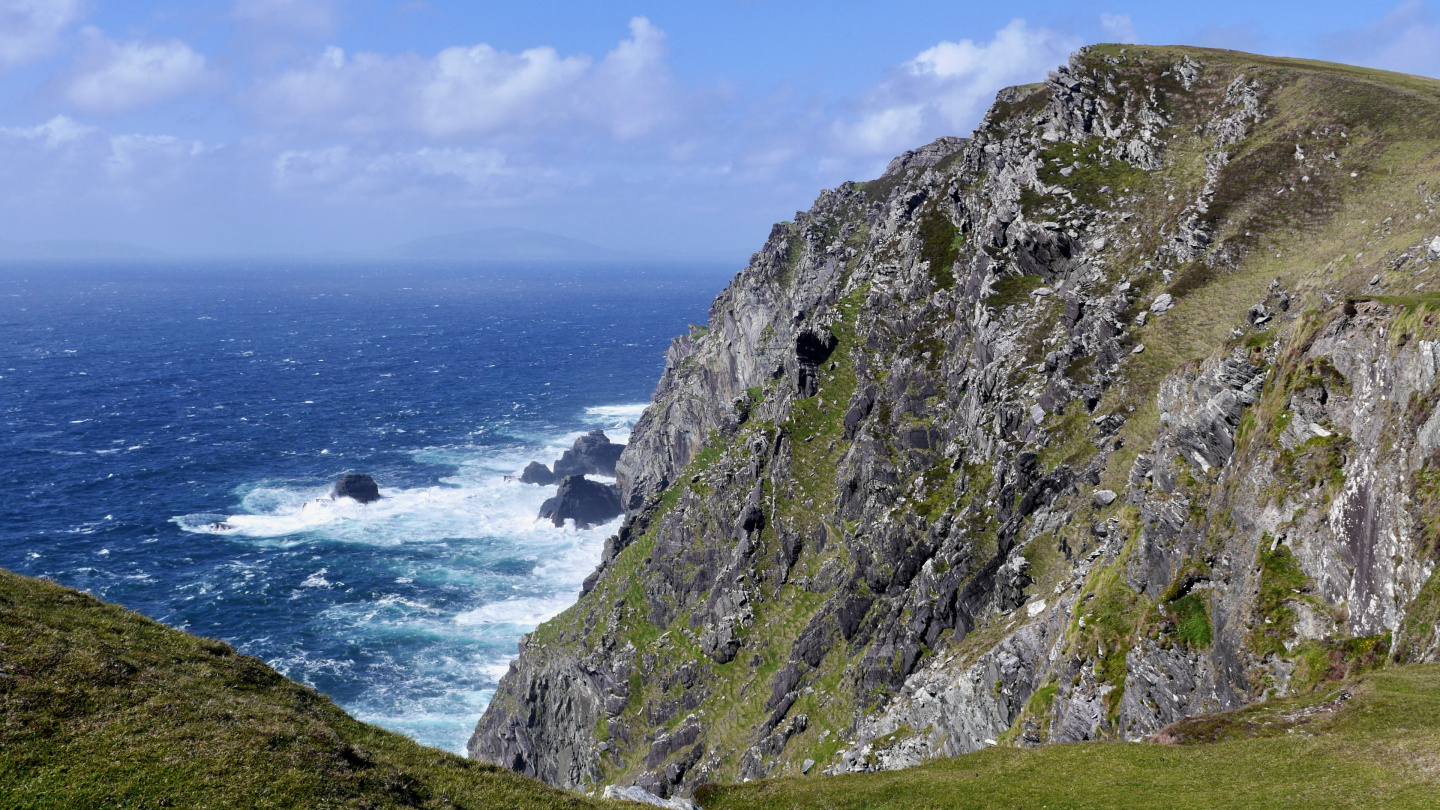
[0,261,730,752]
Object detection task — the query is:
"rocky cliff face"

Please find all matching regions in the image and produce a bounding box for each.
[470,44,1440,797]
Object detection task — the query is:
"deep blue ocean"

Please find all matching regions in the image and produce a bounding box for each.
[0,260,731,754]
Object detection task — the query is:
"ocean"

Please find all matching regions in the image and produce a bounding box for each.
[0,260,731,754]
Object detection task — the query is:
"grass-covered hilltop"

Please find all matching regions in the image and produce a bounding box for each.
[471,42,1440,805]
[0,569,623,808]
[7,42,1440,809]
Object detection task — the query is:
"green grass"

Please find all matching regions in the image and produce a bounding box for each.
[1251,538,1311,657]
[984,274,1044,309]
[917,209,960,290]
[1034,139,1149,209]
[0,569,624,809]
[1164,592,1214,651]
[696,664,1440,809]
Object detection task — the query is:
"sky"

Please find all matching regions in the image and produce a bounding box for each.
[0,1,1437,260]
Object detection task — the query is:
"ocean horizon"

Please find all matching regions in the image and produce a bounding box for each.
[0,259,733,753]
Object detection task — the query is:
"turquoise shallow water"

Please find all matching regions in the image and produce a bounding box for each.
[0,260,730,753]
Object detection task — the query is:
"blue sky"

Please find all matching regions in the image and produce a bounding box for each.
[0,1,1436,259]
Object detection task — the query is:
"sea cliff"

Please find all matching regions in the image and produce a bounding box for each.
[471,44,1440,800]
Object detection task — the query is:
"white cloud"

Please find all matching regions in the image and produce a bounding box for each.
[64,28,208,114]
[418,43,591,136]
[233,0,336,34]
[0,113,93,147]
[0,0,85,70]
[836,19,1080,155]
[1324,1,1440,78]
[0,114,210,205]
[1101,13,1139,44]
[252,16,670,139]
[273,143,511,198]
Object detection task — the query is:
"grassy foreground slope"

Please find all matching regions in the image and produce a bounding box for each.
[697,665,1440,809]
[0,568,621,809]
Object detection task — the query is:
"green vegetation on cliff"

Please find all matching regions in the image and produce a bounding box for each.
[698,665,1440,809]
[0,569,620,809]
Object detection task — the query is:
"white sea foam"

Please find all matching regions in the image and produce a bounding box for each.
[170,402,646,753]
[452,593,580,628]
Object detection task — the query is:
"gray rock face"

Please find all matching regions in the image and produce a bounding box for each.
[472,45,1440,798]
[519,461,556,485]
[538,475,623,529]
[332,474,380,504]
[554,429,625,478]
[602,785,703,810]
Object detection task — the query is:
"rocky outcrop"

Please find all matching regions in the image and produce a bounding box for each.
[520,462,557,485]
[539,476,623,529]
[555,430,625,478]
[474,44,1440,799]
[332,474,380,504]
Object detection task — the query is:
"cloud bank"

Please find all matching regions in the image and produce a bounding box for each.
[835,19,1081,156]
[64,28,208,114]
[0,0,85,71]
[252,16,669,140]
[5,4,1431,258]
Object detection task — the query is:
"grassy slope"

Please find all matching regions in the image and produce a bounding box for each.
[0,569,623,809]
[697,664,1440,809]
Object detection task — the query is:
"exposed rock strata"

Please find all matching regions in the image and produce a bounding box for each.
[472,44,1440,798]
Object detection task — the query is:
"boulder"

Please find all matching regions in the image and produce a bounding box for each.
[333,474,380,504]
[552,429,625,478]
[539,475,623,529]
[519,461,556,485]
[600,785,701,810]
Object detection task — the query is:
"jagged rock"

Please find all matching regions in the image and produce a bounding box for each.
[538,475,622,529]
[1150,293,1174,313]
[1093,489,1117,506]
[519,461,556,485]
[553,430,625,478]
[1428,236,1440,260]
[332,474,380,504]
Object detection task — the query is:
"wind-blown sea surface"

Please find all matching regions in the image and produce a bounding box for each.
[0,260,731,754]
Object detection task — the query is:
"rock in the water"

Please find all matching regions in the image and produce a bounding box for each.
[332,474,380,504]
[519,461,556,485]
[538,475,622,529]
[552,429,625,478]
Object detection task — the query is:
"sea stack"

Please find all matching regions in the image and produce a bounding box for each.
[537,475,622,529]
[552,429,625,478]
[519,461,557,485]
[332,473,381,504]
